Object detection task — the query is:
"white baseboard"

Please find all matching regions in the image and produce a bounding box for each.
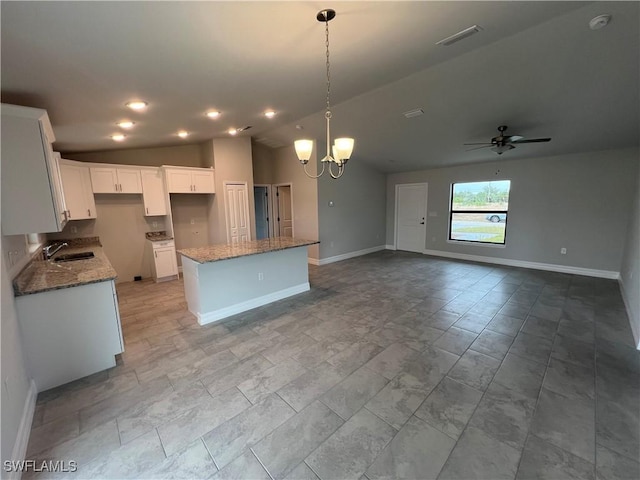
[313,245,386,266]
[385,244,396,250]
[197,283,310,325]
[618,277,640,350]
[422,249,620,280]
[9,379,37,480]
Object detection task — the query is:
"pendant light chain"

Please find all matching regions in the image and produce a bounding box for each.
[325,14,331,118]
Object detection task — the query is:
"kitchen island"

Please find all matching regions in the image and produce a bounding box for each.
[178,237,319,325]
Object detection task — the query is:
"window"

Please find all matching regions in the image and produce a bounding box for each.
[449,180,511,245]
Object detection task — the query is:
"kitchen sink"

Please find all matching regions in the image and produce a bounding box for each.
[54,252,95,262]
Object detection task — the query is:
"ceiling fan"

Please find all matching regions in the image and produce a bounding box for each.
[465,125,551,155]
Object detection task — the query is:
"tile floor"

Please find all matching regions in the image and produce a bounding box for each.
[25,251,640,479]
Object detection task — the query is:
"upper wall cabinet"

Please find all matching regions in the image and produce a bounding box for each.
[1,104,68,235]
[59,159,97,220]
[165,167,215,194]
[90,167,142,194]
[141,168,167,216]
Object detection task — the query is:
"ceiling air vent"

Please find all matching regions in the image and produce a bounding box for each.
[237,126,253,132]
[403,108,424,119]
[436,25,483,46]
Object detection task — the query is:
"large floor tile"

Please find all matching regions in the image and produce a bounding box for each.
[470,329,514,360]
[144,439,218,479]
[252,401,343,479]
[543,357,594,400]
[438,426,522,480]
[596,443,640,480]
[202,393,295,469]
[432,327,477,356]
[364,343,419,380]
[277,362,345,412]
[492,353,546,399]
[237,357,307,404]
[448,349,501,391]
[304,408,396,480]
[414,376,483,439]
[516,435,595,480]
[366,416,456,480]
[530,388,595,462]
[508,332,553,365]
[320,366,388,420]
[325,340,384,377]
[211,450,270,480]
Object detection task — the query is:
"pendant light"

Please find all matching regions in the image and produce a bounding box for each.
[294,9,354,179]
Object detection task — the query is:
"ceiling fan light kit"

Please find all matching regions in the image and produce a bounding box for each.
[294,8,355,180]
[465,125,551,155]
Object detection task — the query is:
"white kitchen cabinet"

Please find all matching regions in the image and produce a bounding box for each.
[141,168,167,216]
[150,239,179,281]
[165,167,215,193]
[90,167,142,193]
[15,280,124,391]
[1,104,68,234]
[59,159,97,220]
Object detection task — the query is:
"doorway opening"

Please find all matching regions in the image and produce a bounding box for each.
[274,184,294,238]
[253,185,272,240]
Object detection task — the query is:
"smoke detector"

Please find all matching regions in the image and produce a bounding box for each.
[589,14,611,30]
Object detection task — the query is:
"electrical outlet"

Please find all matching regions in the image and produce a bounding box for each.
[258,272,264,281]
[330,241,334,248]
[560,248,567,255]
[4,376,9,394]
[190,219,195,225]
[152,221,158,228]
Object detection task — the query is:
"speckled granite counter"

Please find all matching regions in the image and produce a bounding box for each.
[13,239,117,296]
[146,231,173,242]
[178,237,319,264]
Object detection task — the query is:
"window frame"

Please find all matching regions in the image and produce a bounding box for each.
[448,180,511,246]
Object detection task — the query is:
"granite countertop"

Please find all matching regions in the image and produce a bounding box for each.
[178,237,320,264]
[13,238,117,296]
[146,231,173,242]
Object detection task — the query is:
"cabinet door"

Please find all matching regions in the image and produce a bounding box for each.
[192,170,215,193]
[48,150,68,228]
[141,169,167,216]
[117,169,142,193]
[154,247,178,278]
[90,167,118,193]
[166,169,192,193]
[60,163,97,220]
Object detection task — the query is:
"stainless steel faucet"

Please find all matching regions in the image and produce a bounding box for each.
[43,242,68,260]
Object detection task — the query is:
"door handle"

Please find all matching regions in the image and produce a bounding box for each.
[420,217,425,225]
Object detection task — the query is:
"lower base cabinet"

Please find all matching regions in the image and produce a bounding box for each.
[16,280,124,391]
[150,240,179,282]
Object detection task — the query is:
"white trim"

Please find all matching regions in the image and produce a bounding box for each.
[223,181,252,243]
[308,257,320,266]
[619,277,640,350]
[315,245,386,266]
[385,244,396,250]
[422,249,620,279]
[9,379,37,480]
[197,283,310,325]
[447,239,506,249]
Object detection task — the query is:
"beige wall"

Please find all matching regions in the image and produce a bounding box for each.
[386,148,638,272]
[252,141,275,185]
[272,145,320,260]
[208,137,256,244]
[1,234,33,465]
[48,195,169,282]
[170,194,211,266]
[64,144,204,168]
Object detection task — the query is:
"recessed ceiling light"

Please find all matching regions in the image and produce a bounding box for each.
[264,110,276,118]
[125,101,148,111]
[228,128,238,136]
[111,133,126,142]
[116,120,135,129]
[206,110,221,119]
[589,14,611,30]
[177,130,189,138]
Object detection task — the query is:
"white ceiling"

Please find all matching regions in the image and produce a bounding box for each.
[2,1,638,173]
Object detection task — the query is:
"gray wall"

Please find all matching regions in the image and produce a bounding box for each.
[386,148,638,272]
[65,144,204,167]
[620,158,640,348]
[1,234,33,468]
[318,159,387,259]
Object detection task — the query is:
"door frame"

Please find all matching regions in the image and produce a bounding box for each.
[272,182,295,238]
[394,182,428,251]
[223,180,252,243]
[253,184,274,239]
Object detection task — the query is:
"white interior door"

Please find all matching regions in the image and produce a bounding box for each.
[225,183,251,243]
[276,185,293,237]
[396,183,428,253]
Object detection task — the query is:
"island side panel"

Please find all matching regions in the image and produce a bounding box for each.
[182,256,203,319]
[186,246,310,325]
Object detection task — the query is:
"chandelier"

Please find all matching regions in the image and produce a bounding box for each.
[294,9,354,179]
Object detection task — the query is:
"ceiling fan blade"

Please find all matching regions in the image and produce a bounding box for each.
[464,142,493,146]
[466,145,492,151]
[510,137,551,144]
[504,135,523,142]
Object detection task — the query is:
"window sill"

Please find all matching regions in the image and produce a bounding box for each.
[447,240,506,249]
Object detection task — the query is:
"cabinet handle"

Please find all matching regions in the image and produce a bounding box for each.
[119,184,123,192]
[154,251,157,258]
[146,207,149,214]
[87,209,91,216]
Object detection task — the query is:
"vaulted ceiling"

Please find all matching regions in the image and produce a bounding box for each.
[2,1,638,172]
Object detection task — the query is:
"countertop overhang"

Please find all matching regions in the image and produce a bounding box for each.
[177,238,320,264]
